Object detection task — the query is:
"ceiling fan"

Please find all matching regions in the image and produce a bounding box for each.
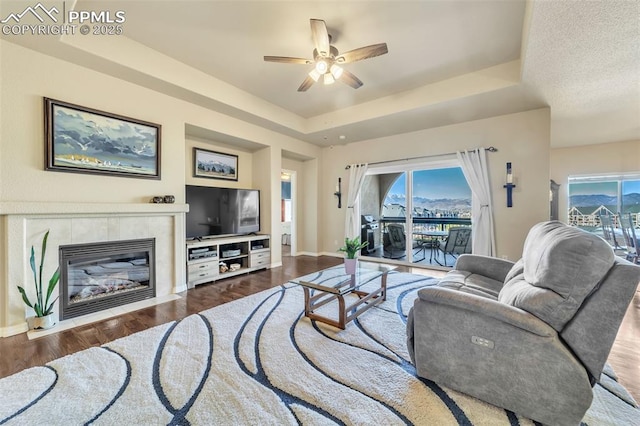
[264,19,388,92]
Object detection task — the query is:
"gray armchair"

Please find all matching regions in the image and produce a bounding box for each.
[407,221,640,425]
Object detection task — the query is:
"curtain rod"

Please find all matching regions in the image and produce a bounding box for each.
[345,146,498,169]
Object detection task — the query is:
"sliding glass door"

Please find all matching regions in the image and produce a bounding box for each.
[359,159,472,266]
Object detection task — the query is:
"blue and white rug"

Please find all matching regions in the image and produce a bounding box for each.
[0,267,638,425]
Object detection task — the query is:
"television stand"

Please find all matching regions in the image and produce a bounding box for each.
[186,234,271,288]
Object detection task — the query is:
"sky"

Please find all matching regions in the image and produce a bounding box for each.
[388,167,471,200]
[623,180,640,195]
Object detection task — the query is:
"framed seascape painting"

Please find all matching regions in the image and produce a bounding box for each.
[193,148,238,181]
[45,98,161,179]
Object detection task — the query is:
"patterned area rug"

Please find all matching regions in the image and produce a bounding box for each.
[1,267,638,425]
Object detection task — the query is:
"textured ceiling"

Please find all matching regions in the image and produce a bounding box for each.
[1,0,638,148]
[521,0,640,147]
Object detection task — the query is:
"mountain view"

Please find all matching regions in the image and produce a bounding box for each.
[383,194,471,217]
[569,193,640,214]
[381,167,472,217]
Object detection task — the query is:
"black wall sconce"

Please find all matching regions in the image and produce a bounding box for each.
[334,177,342,208]
[503,162,516,207]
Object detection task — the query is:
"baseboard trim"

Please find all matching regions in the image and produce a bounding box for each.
[319,252,342,258]
[0,322,28,338]
[296,251,320,257]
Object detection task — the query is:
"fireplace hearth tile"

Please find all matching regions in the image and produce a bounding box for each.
[27,294,181,340]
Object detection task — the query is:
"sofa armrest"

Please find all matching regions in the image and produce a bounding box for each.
[453,254,515,283]
[417,286,554,337]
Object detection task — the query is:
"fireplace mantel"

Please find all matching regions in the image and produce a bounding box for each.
[0,202,188,337]
[0,201,188,215]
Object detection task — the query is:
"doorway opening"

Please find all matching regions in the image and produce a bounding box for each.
[281,170,297,256]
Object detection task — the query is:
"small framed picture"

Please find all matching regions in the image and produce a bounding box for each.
[193,148,238,181]
[44,98,161,179]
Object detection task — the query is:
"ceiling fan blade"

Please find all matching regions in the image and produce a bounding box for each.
[339,69,363,89]
[264,56,313,65]
[297,75,316,92]
[336,43,388,64]
[310,19,330,57]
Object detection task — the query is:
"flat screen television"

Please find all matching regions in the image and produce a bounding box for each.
[185,185,260,239]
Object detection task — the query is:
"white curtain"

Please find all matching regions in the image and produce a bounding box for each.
[456,149,496,256]
[344,163,369,240]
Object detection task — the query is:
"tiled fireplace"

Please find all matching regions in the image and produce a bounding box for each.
[0,202,188,337]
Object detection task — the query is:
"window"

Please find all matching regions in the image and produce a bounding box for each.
[568,175,640,229]
[622,180,640,214]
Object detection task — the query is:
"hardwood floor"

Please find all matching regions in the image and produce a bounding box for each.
[0,254,342,379]
[608,288,640,401]
[0,253,638,404]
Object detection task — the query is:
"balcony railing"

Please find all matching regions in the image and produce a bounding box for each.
[380,216,472,233]
[569,212,640,229]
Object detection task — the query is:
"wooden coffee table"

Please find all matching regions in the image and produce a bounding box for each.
[291,262,393,329]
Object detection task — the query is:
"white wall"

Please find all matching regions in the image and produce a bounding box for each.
[321,108,552,261]
[0,40,322,333]
[301,158,321,255]
[252,147,282,265]
[0,43,185,204]
[550,139,640,223]
[0,40,321,205]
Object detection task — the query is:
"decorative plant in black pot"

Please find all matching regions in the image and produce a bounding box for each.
[17,230,60,330]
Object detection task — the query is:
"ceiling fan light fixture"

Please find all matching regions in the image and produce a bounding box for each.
[323,73,335,85]
[308,69,321,82]
[330,64,343,79]
[265,19,389,92]
[315,60,329,74]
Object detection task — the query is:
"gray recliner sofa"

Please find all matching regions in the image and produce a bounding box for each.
[406,221,640,425]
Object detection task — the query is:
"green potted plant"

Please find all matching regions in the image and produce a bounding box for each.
[17,230,60,330]
[338,236,368,274]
